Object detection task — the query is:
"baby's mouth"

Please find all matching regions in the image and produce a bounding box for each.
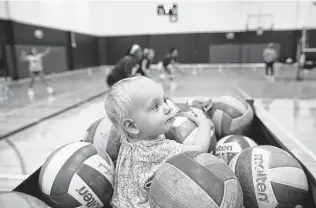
[166,116,175,124]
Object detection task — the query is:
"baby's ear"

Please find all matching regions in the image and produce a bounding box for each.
[122,119,139,135]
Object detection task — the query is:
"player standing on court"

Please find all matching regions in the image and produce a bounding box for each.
[296,37,307,81]
[21,47,54,99]
[262,43,278,82]
[106,44,143,87]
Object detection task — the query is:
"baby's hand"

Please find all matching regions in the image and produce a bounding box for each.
[180,108,212,153]
[178,108,211,127]
[190,99,213,112]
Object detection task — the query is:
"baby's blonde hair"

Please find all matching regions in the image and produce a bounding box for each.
[104,76,147,136]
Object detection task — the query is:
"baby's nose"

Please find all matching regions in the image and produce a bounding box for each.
[164,105,172,115]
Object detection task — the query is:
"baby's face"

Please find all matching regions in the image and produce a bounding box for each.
[130,79,176,138]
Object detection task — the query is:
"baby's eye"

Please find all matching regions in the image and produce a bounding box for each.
[152,104,159,111]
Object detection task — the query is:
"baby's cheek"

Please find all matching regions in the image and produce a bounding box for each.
[146,112,165,127]
[144,117,158,128]
[153,118,164,128]
[145,119,160,131]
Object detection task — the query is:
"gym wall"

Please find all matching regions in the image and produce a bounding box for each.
[0,1,15,78]
[1,1,316,79]
[94,1,315,64]
[0,1,100,79]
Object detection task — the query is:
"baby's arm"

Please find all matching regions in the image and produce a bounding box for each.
[180,108,211,153]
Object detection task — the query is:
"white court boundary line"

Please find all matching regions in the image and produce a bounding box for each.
[233,83,316,163]
[0,83,104,117]
[219,62,269,81]
[8,66,106,86]
[100,63,284,72]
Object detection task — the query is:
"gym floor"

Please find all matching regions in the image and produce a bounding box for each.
[0,64,316,191]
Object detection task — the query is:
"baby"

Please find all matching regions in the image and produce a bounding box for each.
[104,76,211,208]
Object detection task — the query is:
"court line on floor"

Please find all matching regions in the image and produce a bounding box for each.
[247,64,303,80]
[216,65,255,98]
[0,84,104,117]
[4,138,27,175]
[0,88,107,141]
[222,64,265,80]
[8,66,107,86]
[233,84,252,99]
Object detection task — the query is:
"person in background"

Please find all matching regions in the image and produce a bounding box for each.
[296,37,309,81]
[21,47,54,98]
[262,43,278,82]
[158,48,185,90]
[106,44,143,88]
[135,48,155,77]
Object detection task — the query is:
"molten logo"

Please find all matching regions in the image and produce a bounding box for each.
[76,186,101,208]
[253,154,268,202]
[216,145,233,153]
